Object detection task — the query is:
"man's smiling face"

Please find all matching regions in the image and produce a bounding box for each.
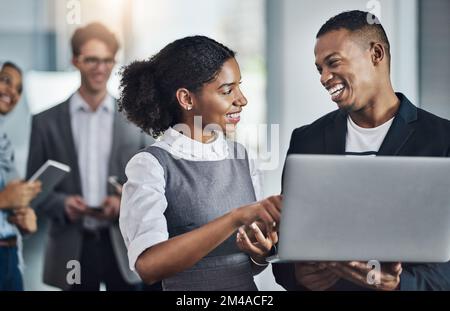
[314,28,378,113]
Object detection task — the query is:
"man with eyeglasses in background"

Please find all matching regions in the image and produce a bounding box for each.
[26,23,155,291]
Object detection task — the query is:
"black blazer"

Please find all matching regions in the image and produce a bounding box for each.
[273,93,450,291]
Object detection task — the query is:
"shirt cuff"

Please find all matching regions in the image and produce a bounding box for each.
[127,231,168,271]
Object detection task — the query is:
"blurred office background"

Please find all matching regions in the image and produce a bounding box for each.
[0,0,448,291]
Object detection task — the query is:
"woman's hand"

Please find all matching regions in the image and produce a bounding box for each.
[135,195,281,285]
[8,206,38,234]
[0,180,41,209]
[236,222,278,264]
[233,195,282,233]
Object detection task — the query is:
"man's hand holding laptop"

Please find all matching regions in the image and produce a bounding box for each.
[326,261,402,290]
[295,261,402,291]
[295,262,340,291]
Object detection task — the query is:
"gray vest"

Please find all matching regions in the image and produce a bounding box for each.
[145,141,258,291]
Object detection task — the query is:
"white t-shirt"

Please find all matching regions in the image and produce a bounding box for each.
[345,116,394,156]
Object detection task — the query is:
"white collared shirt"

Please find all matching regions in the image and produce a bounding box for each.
[119,127,263,271]
[70,91,115,229]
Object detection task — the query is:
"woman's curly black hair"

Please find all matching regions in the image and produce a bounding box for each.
[119,35,236,138]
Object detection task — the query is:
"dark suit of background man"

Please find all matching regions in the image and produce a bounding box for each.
[26,23,154,291]
[273,10,450,291]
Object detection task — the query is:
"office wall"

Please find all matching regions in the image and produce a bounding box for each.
[419,0,450,118]
[0,0,58,178]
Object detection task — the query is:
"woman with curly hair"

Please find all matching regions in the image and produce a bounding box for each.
[119,35,281,291]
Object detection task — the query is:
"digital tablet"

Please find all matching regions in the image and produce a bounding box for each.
[28,160,71,206]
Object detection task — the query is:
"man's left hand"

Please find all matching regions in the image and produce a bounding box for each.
[326,261,402,291]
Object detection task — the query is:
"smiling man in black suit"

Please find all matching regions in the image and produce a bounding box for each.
[273,10,450,291]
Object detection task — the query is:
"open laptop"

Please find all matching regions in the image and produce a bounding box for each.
[268,154,450,263]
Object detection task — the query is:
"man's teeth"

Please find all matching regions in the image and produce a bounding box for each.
[0,94,11,104]
[328,84,345,96]
[226,112,240,118]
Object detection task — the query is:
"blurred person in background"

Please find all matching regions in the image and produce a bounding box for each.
[0,61,41,291]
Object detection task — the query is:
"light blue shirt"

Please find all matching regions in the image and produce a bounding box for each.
[0,129,18,239]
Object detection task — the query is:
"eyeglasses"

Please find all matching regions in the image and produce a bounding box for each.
[78,55,116,68]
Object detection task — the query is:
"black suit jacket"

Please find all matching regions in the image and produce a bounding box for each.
[273,93,450,291]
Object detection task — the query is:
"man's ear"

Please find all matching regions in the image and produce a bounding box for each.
[72,56,80,69]
[176,88,194,111]
[370,42,385,66]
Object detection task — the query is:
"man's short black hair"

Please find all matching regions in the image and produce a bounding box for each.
[317,10,391,66]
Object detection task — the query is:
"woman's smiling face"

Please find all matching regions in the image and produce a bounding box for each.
[189,57,248,134]
[0,65,22,115]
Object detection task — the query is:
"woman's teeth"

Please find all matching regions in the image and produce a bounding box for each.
[226,112,240,119]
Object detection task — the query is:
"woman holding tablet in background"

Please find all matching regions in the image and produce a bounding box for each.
[119,36,281,291]
[0,61,41,291]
